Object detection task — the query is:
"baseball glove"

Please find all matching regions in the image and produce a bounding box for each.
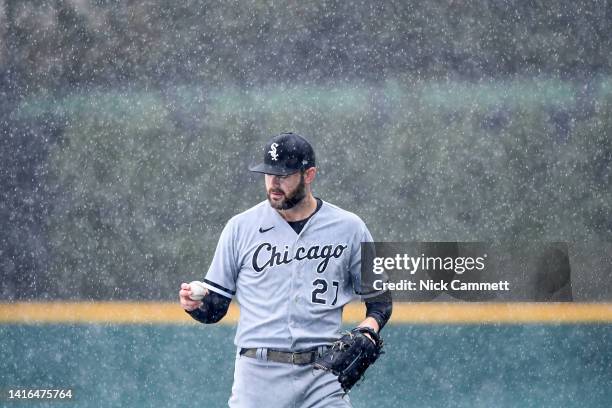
[313,327,384,392]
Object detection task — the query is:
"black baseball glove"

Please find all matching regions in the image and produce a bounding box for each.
[313,327,384,392]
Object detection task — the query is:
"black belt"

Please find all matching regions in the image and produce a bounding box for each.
[239,347,327,365]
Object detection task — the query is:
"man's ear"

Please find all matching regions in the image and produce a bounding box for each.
[304,167,317,184]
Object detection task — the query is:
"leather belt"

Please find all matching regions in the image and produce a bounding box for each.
[239,347,326,365]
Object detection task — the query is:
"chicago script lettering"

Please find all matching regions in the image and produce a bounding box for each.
[252,243,347,273]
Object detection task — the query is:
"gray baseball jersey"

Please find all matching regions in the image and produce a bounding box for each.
[201,199,378,350]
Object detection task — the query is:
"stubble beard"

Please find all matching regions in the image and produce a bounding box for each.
[267,174,307,210]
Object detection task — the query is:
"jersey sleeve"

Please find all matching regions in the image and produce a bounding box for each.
[202,218,239,299]
[349,221,386,298]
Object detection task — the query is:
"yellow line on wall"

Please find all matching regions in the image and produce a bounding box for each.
[1,302,612,324]
[345,302,612,324]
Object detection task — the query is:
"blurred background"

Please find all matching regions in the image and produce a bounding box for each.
[1,0,611,300]
[1,1,612,407]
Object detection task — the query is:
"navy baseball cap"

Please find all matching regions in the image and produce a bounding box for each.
[249,132,316,176]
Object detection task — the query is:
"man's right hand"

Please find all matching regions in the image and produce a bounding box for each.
[179,282,205,311]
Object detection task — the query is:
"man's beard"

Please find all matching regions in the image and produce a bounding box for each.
[267,174,307,210]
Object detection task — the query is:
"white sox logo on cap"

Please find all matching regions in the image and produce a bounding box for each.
[268,143,279,161]
[249,133,315,176]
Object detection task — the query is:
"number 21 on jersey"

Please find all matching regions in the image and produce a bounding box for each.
[311,279,339,305]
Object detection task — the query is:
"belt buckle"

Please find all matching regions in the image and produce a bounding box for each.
[290,352,297,364]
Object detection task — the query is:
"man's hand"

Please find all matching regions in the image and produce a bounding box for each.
[179,282,205,311]
[313,326,384,392]
[357,316,380,343]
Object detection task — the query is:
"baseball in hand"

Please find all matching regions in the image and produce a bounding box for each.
[189,281,207,301]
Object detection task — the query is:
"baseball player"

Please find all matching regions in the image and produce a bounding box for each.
[179,132,392,407]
